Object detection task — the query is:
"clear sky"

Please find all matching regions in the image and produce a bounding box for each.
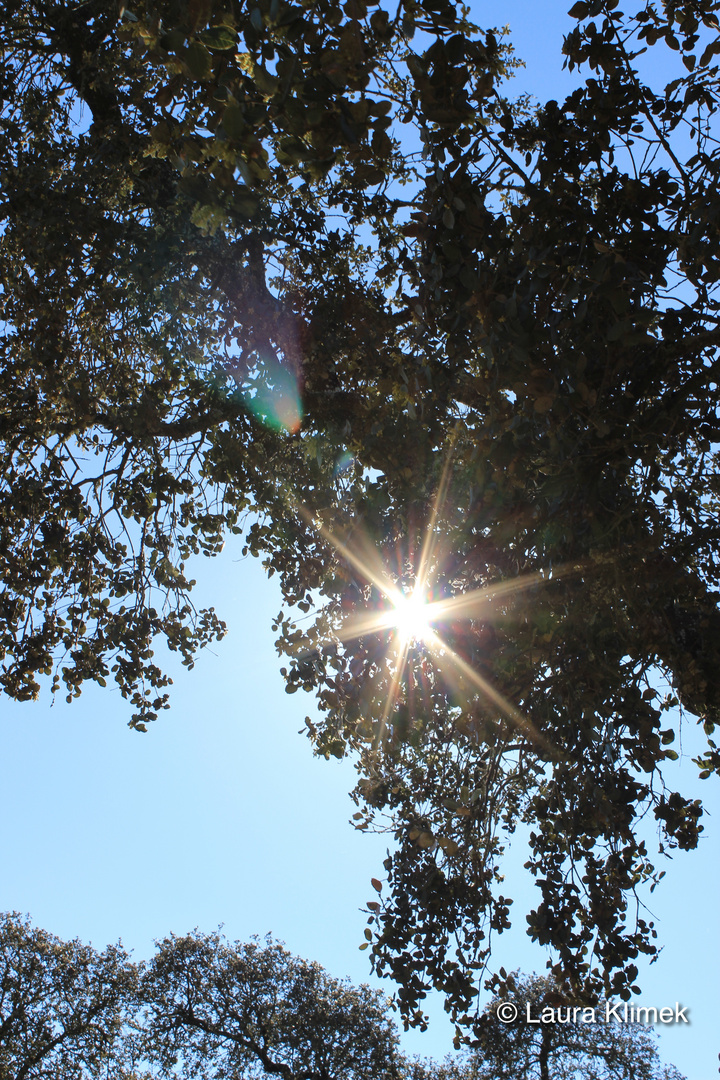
[2,3,719,1079]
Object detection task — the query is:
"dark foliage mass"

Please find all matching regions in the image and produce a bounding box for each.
[2,0,720,1032]
[139,929,402,1080]
[0,913,683,1080]
[0,912,135,1079]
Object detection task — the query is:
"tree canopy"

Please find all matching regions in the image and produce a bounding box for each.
[0,913,684,1080]
[470,972,684,1080]
[139,929,402,1080]
[0,912,135,1079]
[2,0,720,1037]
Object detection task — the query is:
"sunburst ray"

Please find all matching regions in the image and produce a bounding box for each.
[287,452,570,757]
[423,629,556,754]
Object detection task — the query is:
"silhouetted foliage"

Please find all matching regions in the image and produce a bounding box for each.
[469,972,685,1080]
[0,912,135,1079]
[2,0,719,1031]
[139,929,402,1080]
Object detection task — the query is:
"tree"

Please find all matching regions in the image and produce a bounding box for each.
[0,911,136,1079]
[0,915,405,1080]
[263,0,720,1026]
[139,929,403,1080]
[1,915,684,1080]
[466,973,685,1080]
[2,0,720,1035]
[1,0,490,726]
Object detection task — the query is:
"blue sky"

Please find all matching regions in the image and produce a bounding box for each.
[2,3,719,1078]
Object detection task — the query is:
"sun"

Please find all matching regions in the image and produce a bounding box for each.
[293,441,565,754]
[392,588,432,644]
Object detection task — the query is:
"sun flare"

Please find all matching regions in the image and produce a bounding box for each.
[293,438,571,755]
[392,589,432,644]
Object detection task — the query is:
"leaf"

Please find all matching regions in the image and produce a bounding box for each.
[253,65,279,97]
[155,82,176,107]
[184,42,212,79]
[232,188,260,218]
[699,39,720,67]
[439,837,459,856]
[222,104,246,139]
[371,877,382,892]
[199,26,238,50]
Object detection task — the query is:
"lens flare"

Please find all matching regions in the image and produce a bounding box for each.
[243,358,302,434]
[333,450,355,478]
[291,434,579,756]
[393,589,432,644]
